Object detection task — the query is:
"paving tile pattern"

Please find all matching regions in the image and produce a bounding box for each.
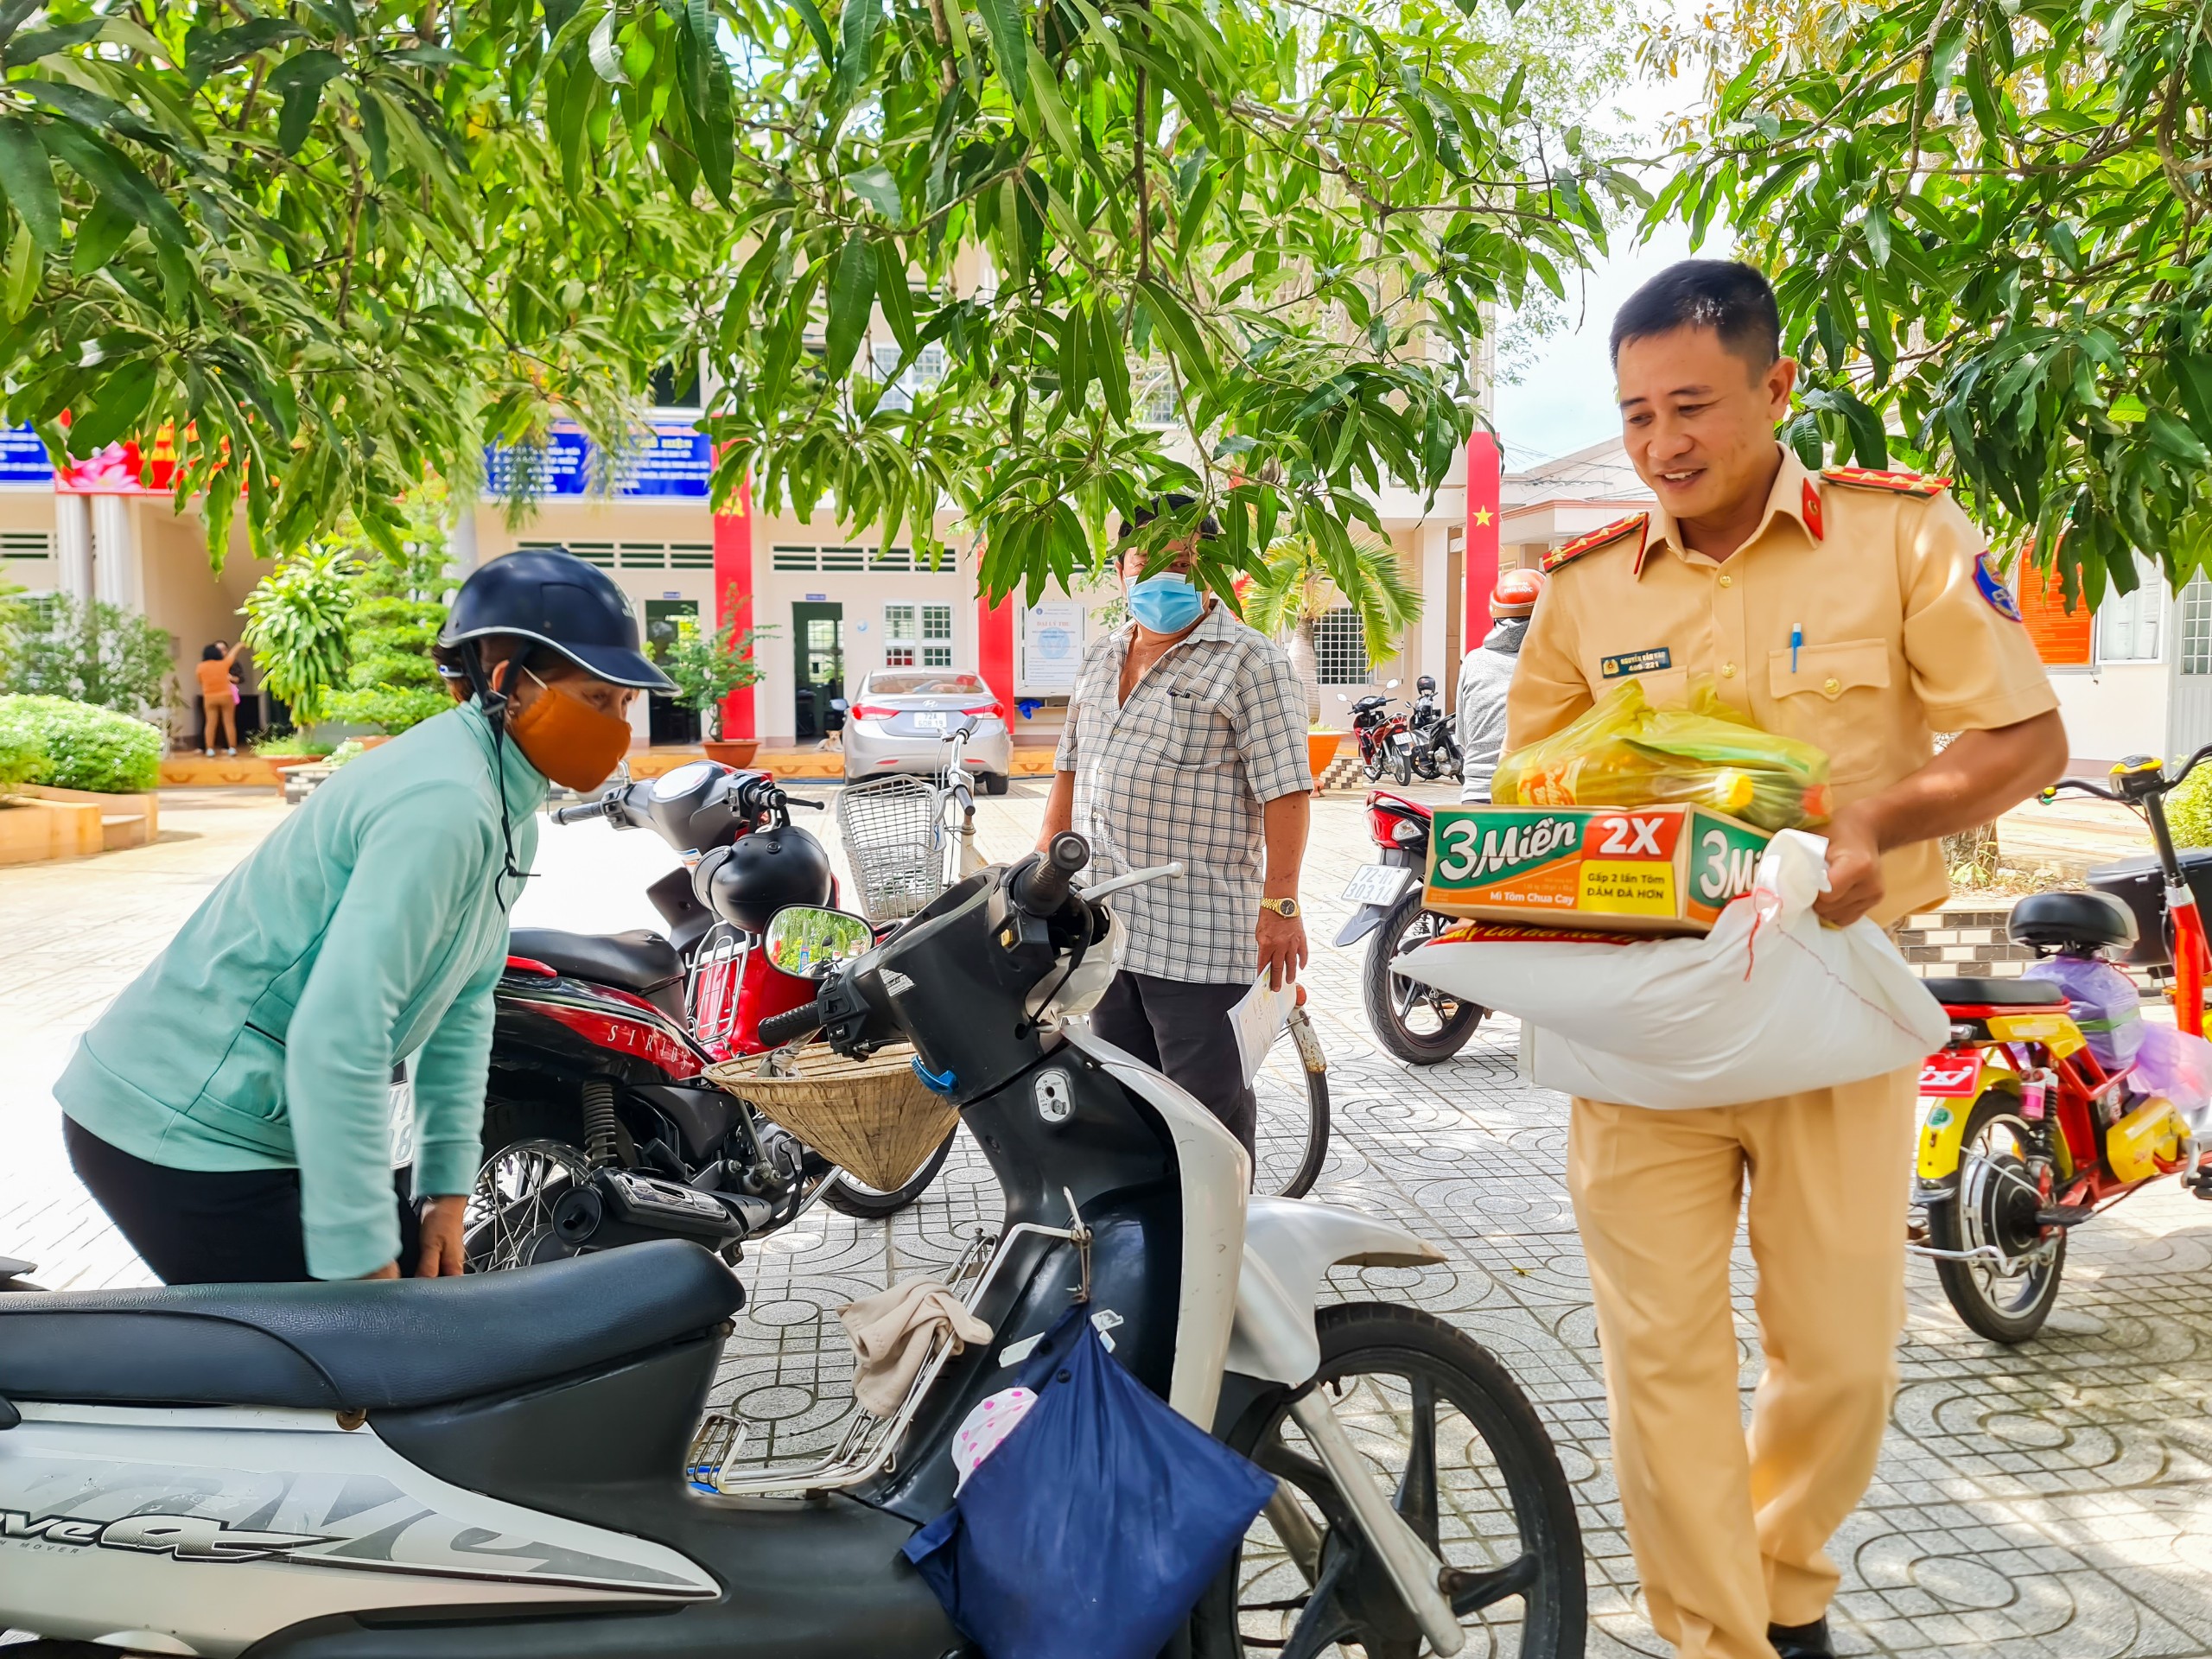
[7,781,2212,1656]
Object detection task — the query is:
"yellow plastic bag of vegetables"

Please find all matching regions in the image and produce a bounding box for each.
[1491,677,1833,831]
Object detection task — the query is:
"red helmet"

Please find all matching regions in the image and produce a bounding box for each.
[1490,567,1548,619]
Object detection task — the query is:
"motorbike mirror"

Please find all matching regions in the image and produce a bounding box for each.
[830,696,849,712]
[1385,678,1401,690]
[763,906,874,979]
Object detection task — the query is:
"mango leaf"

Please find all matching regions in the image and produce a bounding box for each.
[270,49,346,156]
[0,117,60,251]
[823,230,876,378]
[183,19,305,85]
[974,0,1028,104]
[845,163,902,224]
[70,193,133,274]
[836,0,883,99]
[873,234,918,356]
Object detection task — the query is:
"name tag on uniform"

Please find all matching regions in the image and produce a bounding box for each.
[1600,647,1672,680]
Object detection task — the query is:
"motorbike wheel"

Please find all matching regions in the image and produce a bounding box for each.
[1250,1005,1332,1200]
[1928,1090,2066,1343]
[1411,744,1440,781]
[464,1140,594,1272]
[1361,746,1384,782]
[1390,747,1413,787]
[1363,893,1484,1065]
[1193,1302,1586,1659]
[821,1125,960,1218]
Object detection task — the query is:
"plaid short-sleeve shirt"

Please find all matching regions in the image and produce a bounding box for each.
[1055,604,1313,982]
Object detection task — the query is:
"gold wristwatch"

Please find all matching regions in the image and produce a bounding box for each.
[1259,897,1300,918]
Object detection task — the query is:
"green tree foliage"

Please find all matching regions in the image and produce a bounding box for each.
[1661,1,2212,606]
[3,593,175,717]
[1243,533,1419,718]
[0,0,1637,600]
[242,547,355,728]
[0,692,160,792]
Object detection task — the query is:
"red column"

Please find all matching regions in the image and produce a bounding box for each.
[1463,430,1502,652]
[976,572,1015,720]
[713,474,756,741]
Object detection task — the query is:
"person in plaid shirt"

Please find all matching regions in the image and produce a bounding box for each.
[1037,499,1313,1153]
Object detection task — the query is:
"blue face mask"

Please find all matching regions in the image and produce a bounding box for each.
[1128,573,1205,634]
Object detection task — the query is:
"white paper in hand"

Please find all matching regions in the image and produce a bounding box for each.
[1230,976,1297,1088]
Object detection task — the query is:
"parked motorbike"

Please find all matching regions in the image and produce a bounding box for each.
[471,763,948,1274]
[1340,679,1411,784]
[1914,750,2212,1342]
[1404,673,1462,784]
[1336,789,1487,1064]
[0,834,1585,1658]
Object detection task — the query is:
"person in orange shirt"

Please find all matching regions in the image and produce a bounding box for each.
[196,640,240,755]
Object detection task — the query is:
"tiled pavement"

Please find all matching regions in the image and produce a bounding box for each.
[6,781,2212,1656]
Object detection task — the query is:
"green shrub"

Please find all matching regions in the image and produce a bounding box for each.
[2170,764,2212,849]
[0,696,161,794]
[3,594,175,717]
[0,721,42,791]
[251,732,336,758]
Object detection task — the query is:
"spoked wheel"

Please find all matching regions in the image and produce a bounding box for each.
[465,1139,594,1272]
[1251,1004,1332,1199]
[1195,1303,1585,1658]
[821,1125,960,1218]
[1390,747,1414,787]
[1928,1091,2066,1343]
[1362,747,1385,782]
[1363,893,1484,1065]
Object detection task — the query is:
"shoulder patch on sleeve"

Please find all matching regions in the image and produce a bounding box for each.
[1542,512,1649,575]
[1821,466,1952,499]
[1974,550,2023,621]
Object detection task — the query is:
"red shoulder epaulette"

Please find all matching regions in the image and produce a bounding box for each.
[1542,512,1649,575]
[1821,466,1951,499]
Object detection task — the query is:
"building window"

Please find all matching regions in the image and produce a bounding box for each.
[1138,376,1177,425]
[2181,577,2212,676]
[2097,564,2163,664]
[884,603,916,667]
[772,545,817,571]
[0,530,52,562]
[872,343,945,412]
[921,603,953,668]
[1314,607,1370,685]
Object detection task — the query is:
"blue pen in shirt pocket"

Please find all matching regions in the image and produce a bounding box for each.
[1790,623,1802,673]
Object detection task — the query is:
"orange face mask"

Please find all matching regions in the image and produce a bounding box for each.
[505,671,632,791]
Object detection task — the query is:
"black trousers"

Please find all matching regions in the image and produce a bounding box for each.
[64,1116,422,1286]
[1089,970,1257,1154]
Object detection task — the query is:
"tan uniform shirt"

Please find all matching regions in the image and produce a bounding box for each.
[1507,446,2059,925]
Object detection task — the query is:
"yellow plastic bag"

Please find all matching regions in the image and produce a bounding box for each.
[1492,678,1833,831]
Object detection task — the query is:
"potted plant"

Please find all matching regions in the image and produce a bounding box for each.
[664,594,772,767]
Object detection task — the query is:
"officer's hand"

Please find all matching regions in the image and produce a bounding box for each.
[415,1194,470,1278]
[1257,907,1308,991]
[358,1262,400,1281]
[1815,805,1886,927]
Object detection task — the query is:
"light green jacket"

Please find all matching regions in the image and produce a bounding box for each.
[57,701,545,1280]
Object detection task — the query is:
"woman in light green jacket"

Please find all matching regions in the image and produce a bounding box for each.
[57,550,673,1284]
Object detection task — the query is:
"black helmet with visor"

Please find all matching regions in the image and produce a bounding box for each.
[438,548,677,694]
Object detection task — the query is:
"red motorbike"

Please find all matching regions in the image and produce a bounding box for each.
[467,762,950,1274]
[1335,788,1488,1062]
[1339,681,1414,784]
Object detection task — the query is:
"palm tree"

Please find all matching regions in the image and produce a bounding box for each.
[1242,535,1421,721]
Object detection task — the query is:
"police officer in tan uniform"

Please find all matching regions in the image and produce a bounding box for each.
[1508,262,2069,1659]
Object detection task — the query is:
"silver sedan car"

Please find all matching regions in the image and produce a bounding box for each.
[838,671,1014,793]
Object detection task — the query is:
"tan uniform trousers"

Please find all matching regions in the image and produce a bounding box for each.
[1568,1065,1917,1659]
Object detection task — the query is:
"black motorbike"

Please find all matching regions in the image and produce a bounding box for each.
[1404,673,1462,783]
[1,834,1586,1658]
[469,760,946,1274]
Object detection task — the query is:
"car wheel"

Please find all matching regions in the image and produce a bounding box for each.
[982,772,1010,796]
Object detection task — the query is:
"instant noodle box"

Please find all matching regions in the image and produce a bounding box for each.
[1422,803,1775,936]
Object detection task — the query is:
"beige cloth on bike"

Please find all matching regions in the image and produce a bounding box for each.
[838,1276,991,1418]
[1508,449,2059,1659]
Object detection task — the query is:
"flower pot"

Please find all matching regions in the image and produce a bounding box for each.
[704,738,760,768]
[1306,729,1345,791]
[359,734,392,750]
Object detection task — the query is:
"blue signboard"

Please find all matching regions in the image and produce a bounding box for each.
[0,424,54,485]
[485,424,711,499]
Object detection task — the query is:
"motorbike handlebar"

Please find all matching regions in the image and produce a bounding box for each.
[756,1000,823,1047]
[550,796,620,826]
[1012,831,1090,916]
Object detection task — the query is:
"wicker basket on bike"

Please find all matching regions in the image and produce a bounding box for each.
[704,1043,956,1192]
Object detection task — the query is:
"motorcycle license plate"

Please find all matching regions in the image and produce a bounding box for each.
[1341,862,1414,907]
[1391,731,1413,747]
[1918,1054,1981,1096]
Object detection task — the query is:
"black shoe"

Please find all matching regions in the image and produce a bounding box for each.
[1767,1618,1834,1659]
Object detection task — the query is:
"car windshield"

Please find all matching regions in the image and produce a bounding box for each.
[865,673,989,697]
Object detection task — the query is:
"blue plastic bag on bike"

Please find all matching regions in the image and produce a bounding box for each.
[901,1304,1274,1659]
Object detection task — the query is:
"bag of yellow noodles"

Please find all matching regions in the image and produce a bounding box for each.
[1491,677,1833,832]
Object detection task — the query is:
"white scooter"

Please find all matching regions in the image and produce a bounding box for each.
[0,836,1581,1658]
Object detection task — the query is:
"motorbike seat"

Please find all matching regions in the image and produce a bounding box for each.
[510,925,684,994]
[1922,976,2068,1008]
[0,1239,741,1411]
